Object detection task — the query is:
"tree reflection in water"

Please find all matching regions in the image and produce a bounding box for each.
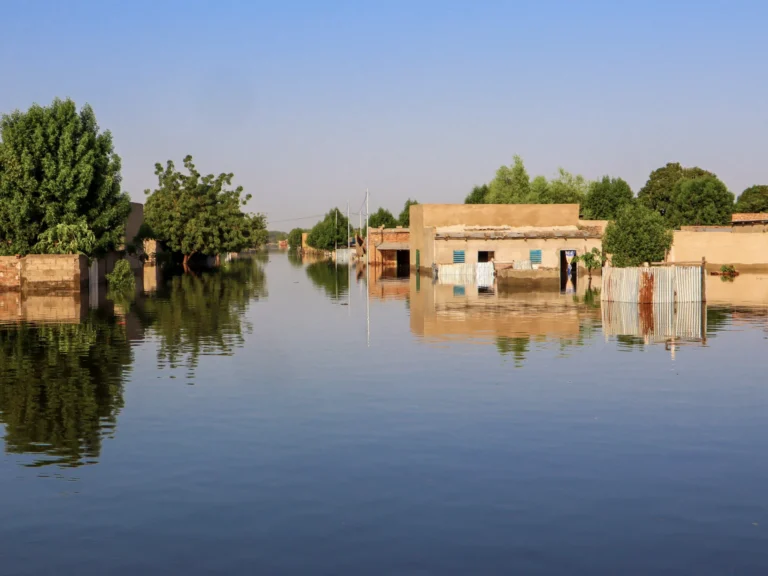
[305,261,349,300]
[0,257,267,468]
[0,311,131,468]
[140,258,267,379]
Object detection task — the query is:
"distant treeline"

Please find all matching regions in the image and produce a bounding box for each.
[466,155,768,227]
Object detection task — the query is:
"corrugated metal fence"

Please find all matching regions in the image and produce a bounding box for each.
[601,266,702,303]
[438,262,496,286]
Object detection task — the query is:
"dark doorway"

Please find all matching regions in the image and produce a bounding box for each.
[560,250,578,292]
[478,250,495,263]
[396,250,410,277]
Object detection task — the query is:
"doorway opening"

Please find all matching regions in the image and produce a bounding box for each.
[559,250,578,292]
[396,250,410,277]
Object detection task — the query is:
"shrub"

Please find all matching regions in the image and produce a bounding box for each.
[106,259,135,292]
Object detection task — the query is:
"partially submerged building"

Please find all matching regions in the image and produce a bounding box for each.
[408,203,603,285]
[367,227,410,268]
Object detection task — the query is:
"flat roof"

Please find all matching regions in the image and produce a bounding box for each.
[732,213,768,223]
[376,242,410,251]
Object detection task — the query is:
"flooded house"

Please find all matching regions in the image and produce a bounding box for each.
[408,203,604,288]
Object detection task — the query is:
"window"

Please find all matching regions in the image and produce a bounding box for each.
[453,250,465,264]
[453,285,466,297]
[529,249,542,265]
[478,250,495,263]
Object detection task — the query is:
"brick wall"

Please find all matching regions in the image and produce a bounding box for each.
[368,228,410,266]
[0,255,88,292]
[0,257,22,290]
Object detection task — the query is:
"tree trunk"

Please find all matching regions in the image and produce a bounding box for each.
[215,254,221,267]
[183,253,192,273]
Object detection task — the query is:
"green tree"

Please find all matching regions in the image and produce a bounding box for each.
[734,185,768,213]
[538,168,589,205]
[574,247,606,284]
[287,227,304,249]
[583,176,634,219]
[0,98,131,256]
[144,155,261,271]
[667,175,733,228]
[33,222,96,255]
[306,208,349,251]
[529,176,550,203]
[487,155,531,203]
[464,184,489,204]
[637,162,712,218]
[398,199,418,226]
[603,204,673,267]
[496,336,530,367]
[368,207,398,229]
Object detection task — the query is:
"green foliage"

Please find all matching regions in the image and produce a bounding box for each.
[306,208,349,251]
[603,204,673,267]
[535,168,588,205]
[667,175,733,228]
[734,185,768,213]
[0,313,130,467]
[33,221,96,255]
[637,162,712,218]
[368,207,398,229]
[583,176,634,219]
[0,98,131,256]
[144,155,263,262]
[106,259,136,292]
[398,199,418,226]
[267,230,288,242]
[487,155,531,203]
[720,264,736,275]
[575,247,606,278]
[465,184,489,204]
[305,261,349,300]
[287,227,304,249]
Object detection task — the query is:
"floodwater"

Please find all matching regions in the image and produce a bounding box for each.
[1,253,768,575]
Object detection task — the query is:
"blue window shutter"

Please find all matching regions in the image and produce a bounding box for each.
[453,285,466,297]
[529,249,542,264]
[453,250,465,263]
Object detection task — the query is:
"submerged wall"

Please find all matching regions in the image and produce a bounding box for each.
[0,255,89,292]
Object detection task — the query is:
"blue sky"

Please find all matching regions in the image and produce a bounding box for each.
[2,0,766,227]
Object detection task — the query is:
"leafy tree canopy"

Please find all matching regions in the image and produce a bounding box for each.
[637,162,712,218]
[667,175,733,228]
[734,185,768,213]
[487,155,531,203]
[287,227,304,249]
[583,176,634,219]
[535,168,588,205]
[465,184,489,204]
[368,207,398,229]
[306,208,349,251]
[603,204,673,267]
[398,199,418,226]
[0,98,131,256]
[144,155,264,269]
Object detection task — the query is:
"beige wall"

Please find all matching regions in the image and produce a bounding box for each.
[0,255,88,292]
[414,203,580,228]
[670,231,768,270]
[432,237,602,268]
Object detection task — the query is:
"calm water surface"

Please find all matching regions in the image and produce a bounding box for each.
[1,253,768,575]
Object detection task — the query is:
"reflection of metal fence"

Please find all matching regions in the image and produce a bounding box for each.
[601,301,704,342]
[602,266,702,303]
[513,260,533,270]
